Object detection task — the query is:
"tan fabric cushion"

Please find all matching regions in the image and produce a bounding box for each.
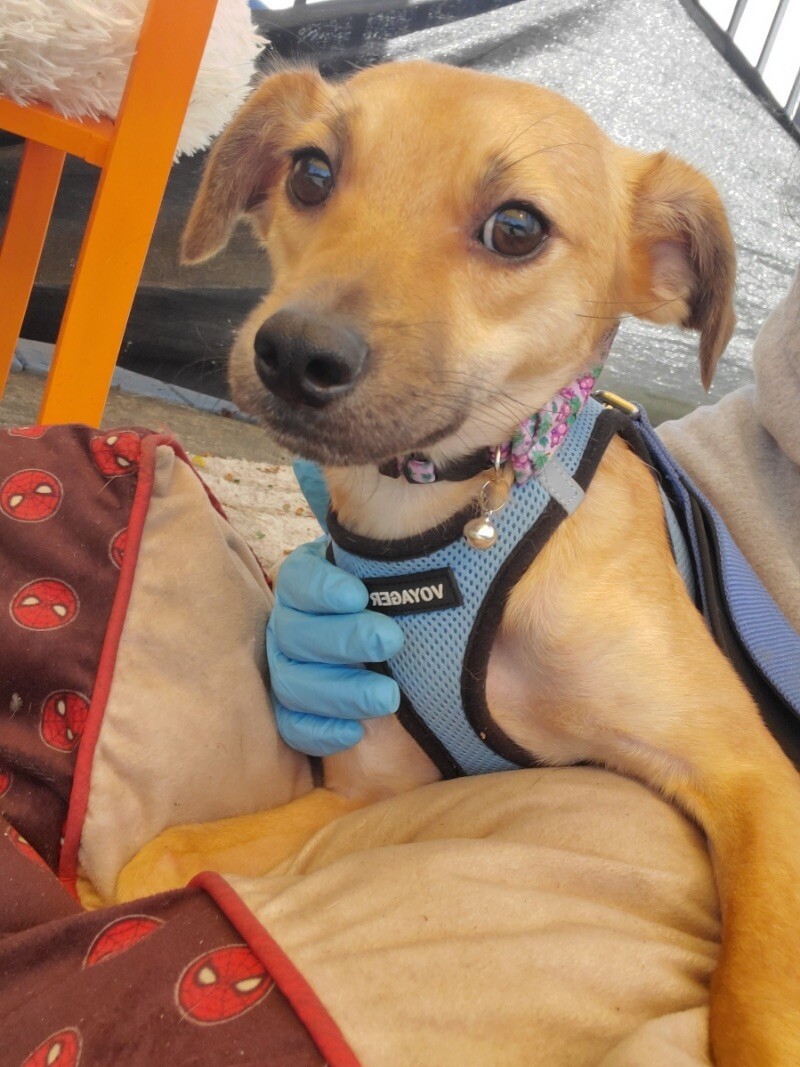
[79,444,311,901]
[225,768,718,1067]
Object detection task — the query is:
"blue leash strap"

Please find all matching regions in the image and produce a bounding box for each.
[598,393,800,717]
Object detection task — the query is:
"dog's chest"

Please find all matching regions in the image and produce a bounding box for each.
[485,623,590,765]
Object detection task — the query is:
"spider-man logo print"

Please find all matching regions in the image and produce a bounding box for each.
[90,432,141,477]
[40,692,90,752]
[0,470,62,522]
[84,915,164,967]
[176,944,273,1024]
[109,528,128,569]
[10,579,79,630]
[7,426,47,439]
[20,1028,81,1067]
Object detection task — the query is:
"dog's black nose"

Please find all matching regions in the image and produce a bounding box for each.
[253,309,368,408]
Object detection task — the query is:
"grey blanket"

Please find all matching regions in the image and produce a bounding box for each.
[659,267,800,632]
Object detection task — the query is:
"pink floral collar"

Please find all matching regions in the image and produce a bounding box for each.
[381,326,618,486]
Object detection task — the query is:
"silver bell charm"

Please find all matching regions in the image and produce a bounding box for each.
[463,448,510,550]
[464,516,498,550]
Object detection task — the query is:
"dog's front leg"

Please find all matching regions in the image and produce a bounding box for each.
[494,441,800,1064]
[114,787,366,902]
[606,675,800,1066]
[114,713,439,903]
[696,763,800,1064]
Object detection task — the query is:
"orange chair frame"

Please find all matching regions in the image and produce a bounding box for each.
[0,0,219,427]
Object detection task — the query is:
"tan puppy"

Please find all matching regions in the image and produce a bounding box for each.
[118,62,800,1063]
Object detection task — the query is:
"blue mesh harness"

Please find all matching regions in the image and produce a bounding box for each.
[329,396,800,777]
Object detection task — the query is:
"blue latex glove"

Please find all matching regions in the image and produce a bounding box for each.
[292,459,330,529]
[267,463,404,757]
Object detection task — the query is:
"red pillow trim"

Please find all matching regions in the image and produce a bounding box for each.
[194,871,361,1067]
[59,434,174,894]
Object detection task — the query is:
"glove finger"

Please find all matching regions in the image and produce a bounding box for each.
[274,701,364,757]
[268,646,401,718]
[270,604,404,665]
[278,541,368,614]
[293,460,330,530]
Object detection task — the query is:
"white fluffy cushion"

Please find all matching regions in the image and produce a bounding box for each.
[0,0,265,156]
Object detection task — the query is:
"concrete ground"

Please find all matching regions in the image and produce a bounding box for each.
[0,369,285,464]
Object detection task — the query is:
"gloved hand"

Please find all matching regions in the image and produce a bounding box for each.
[267,462,404,757]
[291,459,330,529]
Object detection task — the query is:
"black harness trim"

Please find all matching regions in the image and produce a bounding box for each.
[370,662,465,779]
[688,494,800,770]
[310,755,326,788]
[460,408,652,767]
[327,500,475,562]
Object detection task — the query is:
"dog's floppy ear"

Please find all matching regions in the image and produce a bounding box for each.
[624,151,736,389]
[181,66,328,264]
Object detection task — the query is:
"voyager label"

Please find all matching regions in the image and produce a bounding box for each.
[363,567,462,616]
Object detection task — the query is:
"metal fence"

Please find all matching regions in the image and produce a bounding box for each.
[680,0,800,143]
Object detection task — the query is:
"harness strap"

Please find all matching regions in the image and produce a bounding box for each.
[536,456,584,514]
[459,407,656,770]
[331,403,662,778]
[601,395,800,768]
[689,494,800,768]
[370,661,466,778]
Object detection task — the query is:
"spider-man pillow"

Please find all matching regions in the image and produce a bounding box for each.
[0,423,356,1067]
[0,424,310,898]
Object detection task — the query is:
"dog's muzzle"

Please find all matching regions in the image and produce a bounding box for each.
[253,308,369,408]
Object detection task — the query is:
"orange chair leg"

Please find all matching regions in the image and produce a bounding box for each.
[0,141,65,399]
[38,0,218,427]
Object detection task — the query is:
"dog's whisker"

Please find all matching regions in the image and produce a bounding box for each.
[501,140,601,171]
[379,321,450,331]
[575,298,681,321]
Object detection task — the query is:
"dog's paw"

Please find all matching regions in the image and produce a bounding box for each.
[113,790,365,904]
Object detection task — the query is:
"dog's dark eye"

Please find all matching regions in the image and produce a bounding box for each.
[479,203,548,258]
[288,153,333,207]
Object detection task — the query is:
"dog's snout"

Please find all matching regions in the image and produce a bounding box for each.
[253,310,368,408]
